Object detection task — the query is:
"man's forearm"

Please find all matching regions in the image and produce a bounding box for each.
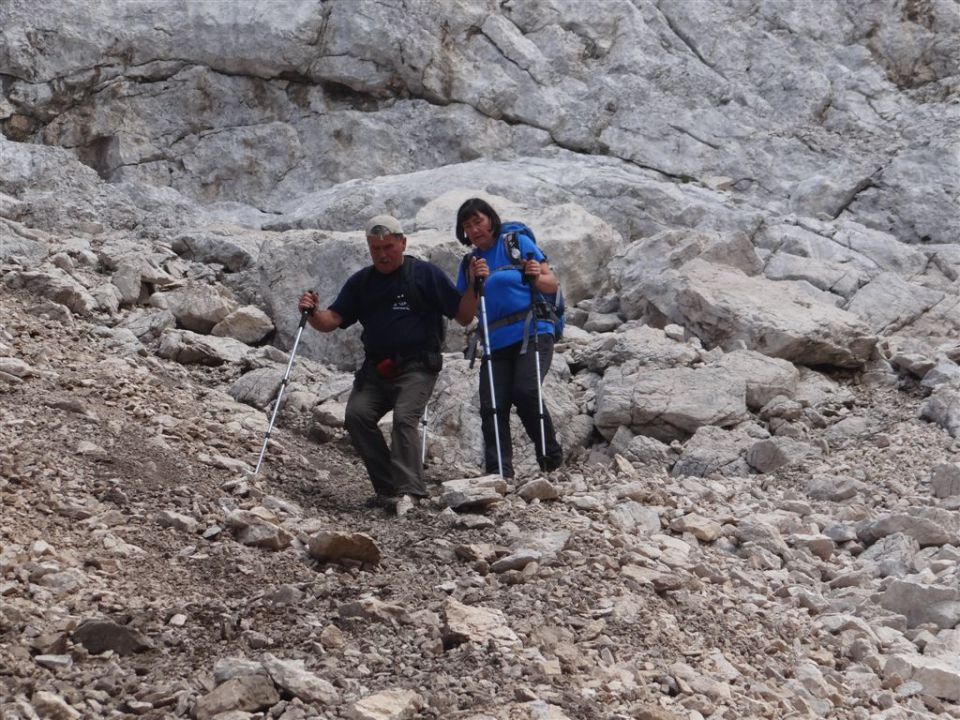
[308,308,342,332]
[455,290,479,326]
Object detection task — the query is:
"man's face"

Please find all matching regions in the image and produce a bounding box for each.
[367,233,406,274]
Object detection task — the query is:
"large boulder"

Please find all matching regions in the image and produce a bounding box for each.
[157,329,252,366]
[211,305,274,345]
[171,225,270,272]
[671,424,759,478]
[650,259,877,368]
[921,386,960,439]
[156,283,238,334]
[568,322,700,375]
[3,266,98,315]
[708,350,800,411]
[595,365,749,442]
[248,232,368,370]
[0,217,50,265]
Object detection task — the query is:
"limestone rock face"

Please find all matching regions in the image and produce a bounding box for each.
[2,0,956,244]
[846,272,945,334]
[1,3,959,719]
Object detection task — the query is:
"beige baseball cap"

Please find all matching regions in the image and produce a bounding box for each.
[364,214,404,237]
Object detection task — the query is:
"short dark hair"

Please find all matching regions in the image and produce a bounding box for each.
[455,198,502,246]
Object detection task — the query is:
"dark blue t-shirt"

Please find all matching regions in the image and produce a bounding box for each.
[330,256,461,359]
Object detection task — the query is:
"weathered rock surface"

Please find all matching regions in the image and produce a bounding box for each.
[654,259,878,368]
[307,531,382,565]
[595,365,749,442]
[1,1,958,717]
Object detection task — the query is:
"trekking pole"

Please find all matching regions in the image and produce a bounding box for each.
[525,253,548,465]
[253,307,312,476]
[476,275,504,478]
[419,405,429,467]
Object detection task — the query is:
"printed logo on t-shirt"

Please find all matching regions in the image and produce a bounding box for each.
[393,292,411,312]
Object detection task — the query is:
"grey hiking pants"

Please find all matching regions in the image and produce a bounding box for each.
[344,363,437,498]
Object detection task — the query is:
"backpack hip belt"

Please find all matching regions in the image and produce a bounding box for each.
[465,305,556,365]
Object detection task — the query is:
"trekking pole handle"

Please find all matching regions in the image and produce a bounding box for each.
[469,252,488,296]
[523,252,537,289]
[299,290,318,326]
[527,253,541,349]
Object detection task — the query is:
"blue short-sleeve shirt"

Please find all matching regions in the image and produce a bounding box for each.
[456,230,553,352]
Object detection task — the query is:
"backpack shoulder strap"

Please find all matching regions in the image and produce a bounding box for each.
[400,256,427,313]
[502,231,523,268]
[357,265,377,305]
[502,222,548,264]
[401,256,445,350]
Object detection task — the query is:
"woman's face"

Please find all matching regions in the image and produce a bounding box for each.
[461,212,495,250]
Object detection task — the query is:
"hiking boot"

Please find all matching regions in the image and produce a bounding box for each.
[394,494,416,517]
[363,494,397,510]
[538,454,563,472]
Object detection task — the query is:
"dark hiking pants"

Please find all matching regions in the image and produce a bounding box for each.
[478,335,563,478]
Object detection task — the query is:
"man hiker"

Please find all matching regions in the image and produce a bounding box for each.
[298,214,487,515]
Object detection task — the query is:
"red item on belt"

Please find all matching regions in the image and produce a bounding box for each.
[376,358,400,379]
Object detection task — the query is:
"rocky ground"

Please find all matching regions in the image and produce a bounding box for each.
[2,2,958,718]
[1,286,958,720]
